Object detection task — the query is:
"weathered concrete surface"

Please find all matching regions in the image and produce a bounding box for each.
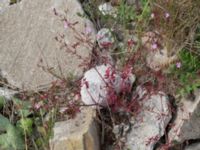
[0,0,96,90]
[168,89,200,143]
[50,108,100,150]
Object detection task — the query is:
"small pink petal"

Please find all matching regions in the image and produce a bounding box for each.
[64,21,69,29]
[34,102,43,109]
[176,62,182,68]
[151,43,158,49]
[85,26,92,35]
[165,12,170,18]
[151,13,155,19]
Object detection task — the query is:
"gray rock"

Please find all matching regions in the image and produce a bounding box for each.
[81,65,109,106]
[113,123,131,139]
[146,47,177,71]
[97,28,115,49]
[125,86,172,150]
[0,0,9,13]
[98,2,117,17]
[185,143,200,150]
[50,107,100,150]
[80,65,135,106]
[168,89,200,143]
[0,87,16,100]
[0,0,96,91]
[142,32,178,71]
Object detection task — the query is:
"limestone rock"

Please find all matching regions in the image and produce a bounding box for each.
[0,87,16,100]
[185,143,200,150]
[168,89,200,143]
[50,107,100,150]
[142,32,177,71]
[97,28,115,49]
[146,48,177,71]
[0,0,9,12]
[98,2,117,18]
[81,65,116,106]
[0,0,96,90]
[81,65,135,106]
[125,86,172,150]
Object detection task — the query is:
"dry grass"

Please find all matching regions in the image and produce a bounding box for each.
[150,0,200,56]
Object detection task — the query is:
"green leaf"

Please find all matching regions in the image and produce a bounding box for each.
[185,85,192,94]
[12,98,32,117]
[0,96,6,109]
[19,118,33,135]
[0,115,25,150]
[37,126,47,137]
[0,114,10,132]
[0,125,25,150]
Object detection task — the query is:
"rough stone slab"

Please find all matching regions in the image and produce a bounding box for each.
[50,107,100,150]
[125,86,172,150]
[168,89,200,143]
[0,0,96,90]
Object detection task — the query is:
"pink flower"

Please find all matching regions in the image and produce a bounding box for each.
[34,102,43,110]
[59,107,67,114]
[74,94,80,101]
[151,43,158,50]
[85,26,92,35]
[165,12,170,19]
[128,39,135,47]
[176,62,182,68]
[64,20,69,29]
[151,13,155,19]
